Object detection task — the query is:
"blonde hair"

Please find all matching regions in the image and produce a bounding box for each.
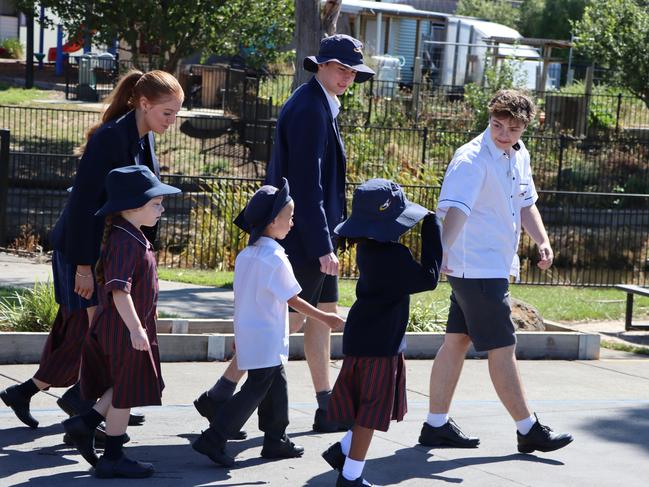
[77,69,183,154]
[488,89,536,125]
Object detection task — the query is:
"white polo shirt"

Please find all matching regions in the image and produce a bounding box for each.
[437,127,538,279]
[233,237,302,370]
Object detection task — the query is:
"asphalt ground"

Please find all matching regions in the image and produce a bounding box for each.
[1,357,649,486]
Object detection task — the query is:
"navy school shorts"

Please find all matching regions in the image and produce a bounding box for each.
[288,261,339,312]
[445,276,516,352]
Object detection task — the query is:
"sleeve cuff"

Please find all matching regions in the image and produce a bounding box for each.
[104,278,132,294]
[277,283,302,303]
[437,198,472,216]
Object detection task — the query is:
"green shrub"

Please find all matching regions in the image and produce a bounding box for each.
[407,299,448,332]
[464,59,530,131]
[0,281,58,332]
[1,38,23,59]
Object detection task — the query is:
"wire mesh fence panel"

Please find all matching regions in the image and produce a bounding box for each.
[520,191,649,286]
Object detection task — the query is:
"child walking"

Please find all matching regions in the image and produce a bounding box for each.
[192,178,344,466]
[0,69,183,435]
[322,178,443,487]
[63,165,180,478]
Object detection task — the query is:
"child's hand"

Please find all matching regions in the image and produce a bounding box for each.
[323,313,345,331]
[130,326,150,351]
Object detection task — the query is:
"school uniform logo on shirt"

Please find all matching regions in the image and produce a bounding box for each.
[379,198,391,211]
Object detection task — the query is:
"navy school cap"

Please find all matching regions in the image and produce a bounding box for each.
[95,165,180,216]
[234,178,292,245]
[334,178,428,242]
[304,34,375,83]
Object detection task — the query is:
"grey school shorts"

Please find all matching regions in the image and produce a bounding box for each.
[445,276,516,352]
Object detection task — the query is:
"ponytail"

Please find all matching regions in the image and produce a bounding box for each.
[95,214,114,286]
[76,69,183,155]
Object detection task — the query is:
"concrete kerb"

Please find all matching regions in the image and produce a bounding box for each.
[0,318,600,364]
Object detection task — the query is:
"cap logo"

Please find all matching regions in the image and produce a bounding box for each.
[379,198,391,212]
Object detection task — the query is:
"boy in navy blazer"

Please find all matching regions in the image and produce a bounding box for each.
[194,35,376,434]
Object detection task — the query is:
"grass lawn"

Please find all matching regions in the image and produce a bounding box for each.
[156,268,649,323]
[0,84,57,104]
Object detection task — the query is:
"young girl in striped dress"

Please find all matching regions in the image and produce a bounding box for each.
[322,179,443,487]
[63,165,180,479]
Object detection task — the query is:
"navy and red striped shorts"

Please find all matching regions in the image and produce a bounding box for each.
[327,353,407,432]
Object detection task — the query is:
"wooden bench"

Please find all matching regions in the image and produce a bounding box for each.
[615,284,649,331]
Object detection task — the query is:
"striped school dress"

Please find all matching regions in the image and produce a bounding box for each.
[33,306,88,387]
[327,354,407,432]
[80,216,164,408]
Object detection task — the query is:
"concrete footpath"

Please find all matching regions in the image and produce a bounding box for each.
[2,358,649,486]
[0,252,235,319]
[2,251,649,485]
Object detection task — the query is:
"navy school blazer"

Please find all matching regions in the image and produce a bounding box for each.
[50,110,160,265]
[265,76,346,267]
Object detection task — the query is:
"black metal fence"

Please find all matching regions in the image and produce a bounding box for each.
[1,100,648,285]
[62,61,649,138]
[2,105,647,196]
[3,165,646,285]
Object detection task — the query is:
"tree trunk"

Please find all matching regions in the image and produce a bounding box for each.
[292,0,322,91]
[322,0,342,36]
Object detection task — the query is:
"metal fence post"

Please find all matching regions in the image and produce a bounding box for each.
[556,135,565,191]
[0,129,10,245]
[366,78,374,127]
[421,126,428,167]
[615,93,622,134]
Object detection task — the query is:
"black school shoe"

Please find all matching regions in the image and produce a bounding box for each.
[322,441,345,471]
[517,416,573,454]
[0,384,38,429]
[94,454,154,479]
[260,435,304,459]
[313,408,352,433]
[57,385,145,426]
[63,428,129,449]
[62,415,99,466]
[192,428,235,467]
[193,392,247,439]
[418,418,480,448]
[336,472,376,486]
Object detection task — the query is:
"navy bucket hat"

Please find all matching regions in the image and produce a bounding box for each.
[334,179,429,242]
[304,34,375,83]
[95,165,180,216]
[234,178,292,245]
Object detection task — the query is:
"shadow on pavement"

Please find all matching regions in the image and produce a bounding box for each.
[583,403,649,453]
[304,447,564,486]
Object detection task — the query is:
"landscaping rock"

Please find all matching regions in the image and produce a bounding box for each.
[511,297,545,331]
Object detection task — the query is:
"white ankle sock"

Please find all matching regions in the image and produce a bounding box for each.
[342,457,365,481]
[340,429,353,456]
[427,413,449,428]
[516,415,537,435]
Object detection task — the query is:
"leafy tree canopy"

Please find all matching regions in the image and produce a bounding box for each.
[456,0,520,30]
[16,0,295,72]
[572,0,649,107]
[518,0,586,40]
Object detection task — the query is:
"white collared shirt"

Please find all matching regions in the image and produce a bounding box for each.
[437,127,538,279]
[233,236,301,370]
[315,76,341,137]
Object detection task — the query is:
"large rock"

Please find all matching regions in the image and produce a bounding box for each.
[511,297,545,331]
